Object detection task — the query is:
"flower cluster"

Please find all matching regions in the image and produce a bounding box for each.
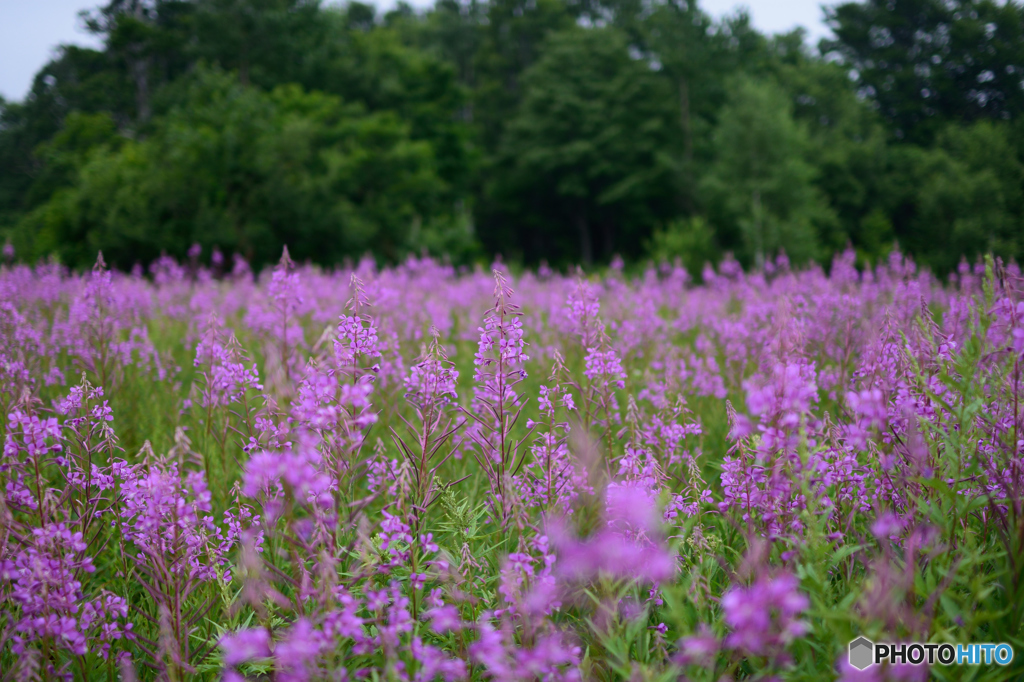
[2,247,1023,681]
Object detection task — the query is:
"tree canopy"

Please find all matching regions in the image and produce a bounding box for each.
[1,0,1022,272]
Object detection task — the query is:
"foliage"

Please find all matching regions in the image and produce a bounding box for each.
[483,26,678,265]
[2,0,1024,271]
[645,216,719,276]
[908,121,1024,273]
[11,69,468,270]
[823,0,1024,142]
[700,76,838,266]
[2,248,1024,681]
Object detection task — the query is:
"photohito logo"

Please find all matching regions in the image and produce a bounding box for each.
[848,637,1014,670]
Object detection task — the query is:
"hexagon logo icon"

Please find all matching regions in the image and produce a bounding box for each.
[849,637,874,671]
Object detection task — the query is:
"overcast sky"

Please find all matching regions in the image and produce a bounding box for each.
[0,0,833,103]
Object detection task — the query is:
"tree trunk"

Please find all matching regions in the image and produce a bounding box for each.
[576,212,592,265]
[601,219,613,260]
[679,76,694,212]
[131,55,151,124]
[679,76,693,167]
[752,188,764,268]
[240,34,250,86]
[130,2,151,124]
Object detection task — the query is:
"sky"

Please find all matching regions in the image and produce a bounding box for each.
[0,0,833,103]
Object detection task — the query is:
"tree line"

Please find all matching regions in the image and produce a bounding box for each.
[1,0,1022,274]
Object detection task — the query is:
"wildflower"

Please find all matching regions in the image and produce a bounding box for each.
[721,572,809,657]
[674,625,720,667]
[220,628,271,666]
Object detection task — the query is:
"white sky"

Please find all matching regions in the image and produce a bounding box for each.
[0,0,833,102]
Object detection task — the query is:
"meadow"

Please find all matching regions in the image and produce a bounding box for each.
[2,247,1023,682]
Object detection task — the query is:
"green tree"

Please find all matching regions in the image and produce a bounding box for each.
[472,0,576,153]
[13,70,460,269]
[0,45,132,237]
[485,26,678,264]
[304,10,476,202]
[646,216,720,276]
[769,31,893,262]
[895,121,1024,271]
[421,0,485,96]
[823,0,1024,142]
[701,76,838,266]
[640,0,720,211]
[192,0,325,88]
[82,0,195,124]
[4,0,1024,274]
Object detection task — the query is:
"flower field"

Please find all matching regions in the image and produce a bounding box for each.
[2,249,1023,681]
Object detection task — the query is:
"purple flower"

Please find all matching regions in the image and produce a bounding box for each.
[551,485,677,584]
[871,512,905,541]
[425,604,464,633]
[674,625,720,666]
[220,628,270,666]
[721,572,809,656]
[275,619,323,681]
[583,348,627,390]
